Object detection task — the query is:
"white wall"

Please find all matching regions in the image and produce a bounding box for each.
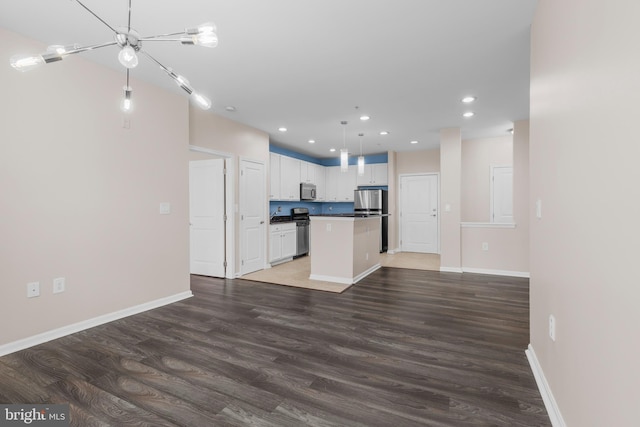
[460,122,529,275]
[530,1,640,425]
[0,29,190,348]
[439,129,462,271]
[189,107,270,276]
[461,136,512,223]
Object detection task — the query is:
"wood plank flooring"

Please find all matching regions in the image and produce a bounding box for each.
[0,268,551,426]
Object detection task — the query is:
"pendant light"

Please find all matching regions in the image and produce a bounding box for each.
[340,121,349,172]
[357,133,365,176]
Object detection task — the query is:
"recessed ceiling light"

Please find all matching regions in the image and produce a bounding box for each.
[463,112,475,118]
[308,139,316,144]
[461,96,476,103]
[410,140,419,144]
[379,131,389,135]
[225,106,237,112]
[360,115,370,121]
[329,148,336,152]
[278,127,287,132]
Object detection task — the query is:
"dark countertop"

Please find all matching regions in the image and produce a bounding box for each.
[270,215,294,224]
[310,213,389,218]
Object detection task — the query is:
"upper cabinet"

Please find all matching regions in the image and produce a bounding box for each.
[314,164,326,201]
[356,163,388,186]
[278,155,301,200]
[269,153,281,200]
[270,152,387,202]
[326,165,358,202]
[300,161,316,184]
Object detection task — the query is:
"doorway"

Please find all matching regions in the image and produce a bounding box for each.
[188,146,235,279]
[240,158,266,275]
[189,159,226,277]
[399,173,439,253]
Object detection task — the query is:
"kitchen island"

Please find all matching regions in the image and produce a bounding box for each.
[309,214,382,284]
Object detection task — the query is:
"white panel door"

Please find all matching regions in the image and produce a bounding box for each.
[189,159,225,277]
[491,166,514,223]
[400,174,439,253]
[240,159,266,274]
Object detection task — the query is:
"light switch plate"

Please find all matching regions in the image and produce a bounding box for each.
[159,202,171,215]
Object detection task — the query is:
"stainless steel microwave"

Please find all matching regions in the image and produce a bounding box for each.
[300,183,316,200]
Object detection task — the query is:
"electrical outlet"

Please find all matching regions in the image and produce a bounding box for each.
[482,242,489,251]
[53,277,66,294]
[27,282,40,298]
[549,314,556,341]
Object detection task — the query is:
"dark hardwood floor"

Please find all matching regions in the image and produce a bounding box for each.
[0,268,550,426]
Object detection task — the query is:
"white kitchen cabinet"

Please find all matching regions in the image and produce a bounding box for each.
[314,164,326,201]
[269,223,297,263]
[324,166,339,202]
[269,153,281,200]
[300,161,316,184]
[279,155,301,200]
[337,165,358,201]
[356,163,388,186]
[326,165,357,202]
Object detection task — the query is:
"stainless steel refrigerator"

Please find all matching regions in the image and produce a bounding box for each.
[354,189,388,252]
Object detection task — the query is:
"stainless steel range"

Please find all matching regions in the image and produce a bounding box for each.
[291,207,310,257]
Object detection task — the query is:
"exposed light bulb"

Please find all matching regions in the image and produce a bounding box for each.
[174,74,191,91]
[183,22,218,48]
[191,92,212,110]
[195,33,218,48]
[10,54,44,72]
[118,45,138,68]
[47,44,80,55]
[121,86,133,113]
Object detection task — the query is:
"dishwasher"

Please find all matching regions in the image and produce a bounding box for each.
[291,207,310,257]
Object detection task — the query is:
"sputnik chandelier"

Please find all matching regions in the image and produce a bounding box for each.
[9,0,217,112]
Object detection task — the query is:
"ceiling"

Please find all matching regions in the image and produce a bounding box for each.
[0,0,538,158]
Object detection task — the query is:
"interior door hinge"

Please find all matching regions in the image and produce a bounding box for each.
[223,261,227,268]
[223,168,227,175]
[224,214,227,222]
[241,260,244,266]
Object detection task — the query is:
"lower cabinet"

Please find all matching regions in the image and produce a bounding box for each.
[269,223,297,263]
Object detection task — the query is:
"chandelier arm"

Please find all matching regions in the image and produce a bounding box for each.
[140,32,187,40]
[127,0,132,33]
[73,0,118,34]
[138,38,185,42]
[65,41,119,56]
[139,50,193,94]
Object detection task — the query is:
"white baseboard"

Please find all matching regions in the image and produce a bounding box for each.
[353,264,381,283]
[440,266,463,273]
[309,274,352,284]
[525,344,566,427]
[311,263,381,285]
[0,291,193,357]
[462,267,530,278]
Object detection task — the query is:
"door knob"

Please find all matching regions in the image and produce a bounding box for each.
[260,220,265,224]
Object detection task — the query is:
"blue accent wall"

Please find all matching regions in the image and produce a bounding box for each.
[270,145,387,166]
[269,145,323,164]
[270,201,355,217]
